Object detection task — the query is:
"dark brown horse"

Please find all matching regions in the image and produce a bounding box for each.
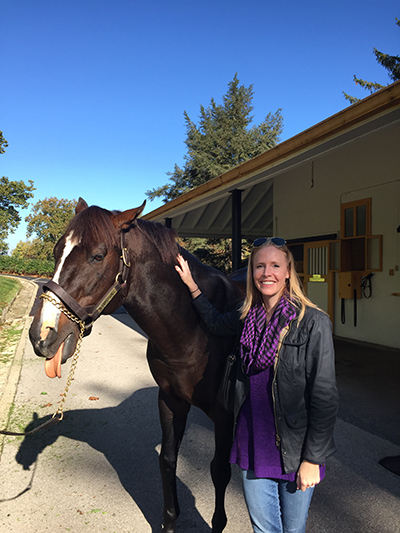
[29,198,244,532]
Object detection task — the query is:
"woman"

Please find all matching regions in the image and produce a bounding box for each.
[175,237,338,533]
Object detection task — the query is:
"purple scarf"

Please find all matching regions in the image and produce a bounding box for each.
[240,295,297,374]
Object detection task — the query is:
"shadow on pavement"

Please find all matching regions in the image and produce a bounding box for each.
[13,387,218,532]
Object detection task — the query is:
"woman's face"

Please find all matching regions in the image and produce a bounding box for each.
[252,245,289,307]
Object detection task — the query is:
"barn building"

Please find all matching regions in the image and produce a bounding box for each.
[143,81,400,349]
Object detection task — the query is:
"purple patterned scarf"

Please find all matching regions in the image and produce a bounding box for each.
[240,294,297,375]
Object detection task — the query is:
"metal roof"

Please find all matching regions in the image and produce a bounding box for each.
[143,81,400,239]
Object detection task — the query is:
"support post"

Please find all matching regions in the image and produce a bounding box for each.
[230,189,243,271]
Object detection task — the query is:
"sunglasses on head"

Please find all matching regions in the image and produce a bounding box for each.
[252,237,286,248]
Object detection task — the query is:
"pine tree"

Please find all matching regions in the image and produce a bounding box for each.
[147,74,283,202]
[146,75,283,273]
[343,18,400,104]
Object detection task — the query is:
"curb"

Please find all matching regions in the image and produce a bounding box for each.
[0,278,38,452]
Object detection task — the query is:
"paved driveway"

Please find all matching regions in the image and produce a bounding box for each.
[0,282,399,532]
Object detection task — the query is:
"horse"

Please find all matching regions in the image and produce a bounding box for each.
[29,198,245,533]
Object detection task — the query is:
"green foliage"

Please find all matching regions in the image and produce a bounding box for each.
[344,18,400,103]
[0,255,55,277]
[147,74,283,202]
[0,131,8,155]
[145,74,283,273]
[0,177,35,255]
[182,237,252,273]
[10,240,38,260]
[25,197,77,260]
[12,238,53,261]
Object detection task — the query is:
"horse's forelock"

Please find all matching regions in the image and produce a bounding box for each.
[67,206,118,251]
[136,219,178,264]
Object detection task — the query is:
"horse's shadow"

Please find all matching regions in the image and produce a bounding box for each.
[15,386,215,532]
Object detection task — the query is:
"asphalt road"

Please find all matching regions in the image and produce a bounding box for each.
[0,280,399,532]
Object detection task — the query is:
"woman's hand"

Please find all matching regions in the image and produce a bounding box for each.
[296,460,320,492]
[175,254,201,296]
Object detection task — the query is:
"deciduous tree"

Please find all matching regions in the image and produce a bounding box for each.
[25,197,77,260]
[0,177,35,254]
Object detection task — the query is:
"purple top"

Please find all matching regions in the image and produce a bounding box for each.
[230,366,326,481]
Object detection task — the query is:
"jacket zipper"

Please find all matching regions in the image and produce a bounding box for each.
[272,320,293,448]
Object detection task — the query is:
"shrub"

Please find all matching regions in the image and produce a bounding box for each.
[0,256,55,278]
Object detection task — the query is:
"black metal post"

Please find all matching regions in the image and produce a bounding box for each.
[230,189,243,271]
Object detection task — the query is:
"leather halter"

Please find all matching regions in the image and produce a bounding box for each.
[0,232,131,436]
[42,231,131,331]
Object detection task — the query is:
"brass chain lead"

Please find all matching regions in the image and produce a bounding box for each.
[39,292,86,420]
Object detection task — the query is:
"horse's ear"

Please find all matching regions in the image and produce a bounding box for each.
[113,200,146,229]
[76,198,89,214]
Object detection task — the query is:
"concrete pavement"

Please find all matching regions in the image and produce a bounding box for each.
[0,280,399,532]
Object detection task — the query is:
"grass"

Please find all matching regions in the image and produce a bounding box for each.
[0,322,23,363]
[0,276,21,315]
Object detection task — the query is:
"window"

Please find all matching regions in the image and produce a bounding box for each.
[341,198,371,238]
[340,197,381,272]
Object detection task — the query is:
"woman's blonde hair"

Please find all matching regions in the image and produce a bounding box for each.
[240,241,318,323]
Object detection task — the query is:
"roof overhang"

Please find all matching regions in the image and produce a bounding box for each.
[143,81,400,239]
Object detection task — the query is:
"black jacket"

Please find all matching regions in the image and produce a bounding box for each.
[193,294,339,474]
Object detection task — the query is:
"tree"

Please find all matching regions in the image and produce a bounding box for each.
[0,131,8,155]
[146,74,283,272]
[344,18,400,104]
[25,197,78,260]
[11,239,40,260]
[0,177,35,255]
[147,74,283,202]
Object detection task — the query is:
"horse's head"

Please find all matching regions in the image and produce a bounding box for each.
[29,198,145,379]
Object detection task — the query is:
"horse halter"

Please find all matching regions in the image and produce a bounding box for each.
[0,231,132,437]
[40,231,131,332]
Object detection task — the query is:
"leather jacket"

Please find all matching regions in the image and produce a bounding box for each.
[193,294,339,474]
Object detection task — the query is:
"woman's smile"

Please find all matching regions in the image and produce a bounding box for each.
[253,246,289,308]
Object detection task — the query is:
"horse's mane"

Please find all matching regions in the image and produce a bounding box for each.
[67,205,179,264]
[135,218,179,264]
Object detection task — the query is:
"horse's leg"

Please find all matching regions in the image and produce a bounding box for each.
[210,406,234,533]
[158,388,190,533]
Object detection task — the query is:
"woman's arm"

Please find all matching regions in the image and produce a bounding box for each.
[175,254,241,335]
[175,254,202,298]
[303,311,339,466]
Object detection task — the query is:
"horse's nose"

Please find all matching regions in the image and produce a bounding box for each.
[29,322,58,358]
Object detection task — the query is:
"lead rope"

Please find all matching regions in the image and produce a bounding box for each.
[0,293,85,436]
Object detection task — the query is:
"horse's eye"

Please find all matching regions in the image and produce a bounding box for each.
[92,254,104,263]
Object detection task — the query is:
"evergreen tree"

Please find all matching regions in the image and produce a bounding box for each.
[147,74,283,202]
[344,18,400,104]
[0,131,8,155]
[146,74,283,273]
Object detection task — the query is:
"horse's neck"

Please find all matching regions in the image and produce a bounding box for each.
[125,258,196,341]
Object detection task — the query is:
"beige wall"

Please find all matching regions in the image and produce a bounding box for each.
[274,120,400,348]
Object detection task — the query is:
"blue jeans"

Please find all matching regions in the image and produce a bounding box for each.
[241,470,314,533]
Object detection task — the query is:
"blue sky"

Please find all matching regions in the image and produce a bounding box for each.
[1,0,399,251]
